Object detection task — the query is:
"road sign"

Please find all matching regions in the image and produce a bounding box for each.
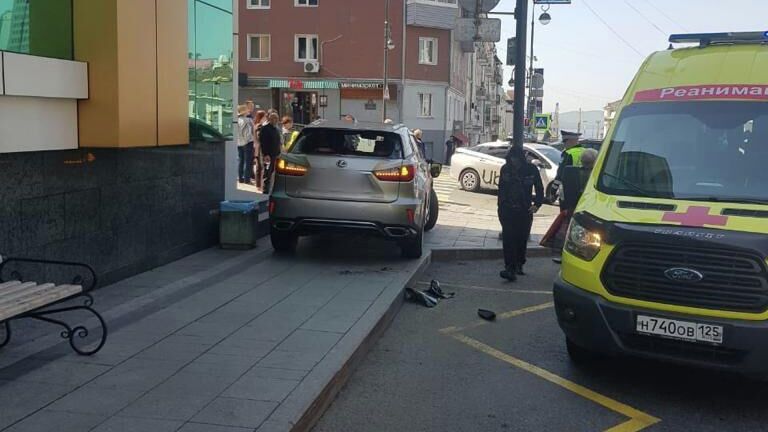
[533,0,571,4]
[458,0,501,14]
[531,73,544,90]
[506,38,516,66]
[455,18,501,43]
[534,114,550,131]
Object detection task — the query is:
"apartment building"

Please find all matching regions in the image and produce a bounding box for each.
[239,0,490,162]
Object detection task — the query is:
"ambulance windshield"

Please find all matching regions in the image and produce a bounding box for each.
[599,101,768,204]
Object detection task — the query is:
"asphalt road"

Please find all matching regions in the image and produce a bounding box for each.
[315,258,768,432]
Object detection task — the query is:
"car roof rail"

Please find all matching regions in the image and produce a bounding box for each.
[669,31,768,47]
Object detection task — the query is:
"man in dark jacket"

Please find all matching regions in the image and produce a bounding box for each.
[498,144,544,281]
[260,112,283,194]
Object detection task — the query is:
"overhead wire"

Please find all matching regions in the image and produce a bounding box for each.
[581,0,645,58]
[642,0,690,32]
[622,0,668,37]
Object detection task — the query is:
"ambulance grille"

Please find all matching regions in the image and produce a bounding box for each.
[602,242,768,313]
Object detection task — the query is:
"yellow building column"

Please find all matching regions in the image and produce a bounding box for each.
[73,0,188,148]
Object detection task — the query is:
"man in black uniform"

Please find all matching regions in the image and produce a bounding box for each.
[555,131,584,210]
[498,144,544,281]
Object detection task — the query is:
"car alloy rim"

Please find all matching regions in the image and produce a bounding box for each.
[462,172,476,188]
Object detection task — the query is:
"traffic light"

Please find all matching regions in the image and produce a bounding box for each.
[506,38,517,66]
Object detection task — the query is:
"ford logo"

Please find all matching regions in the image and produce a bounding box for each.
[337,160,347,168]
[664,268,704,283]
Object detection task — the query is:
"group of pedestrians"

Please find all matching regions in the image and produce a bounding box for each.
[497,131,599,281]
[236,101,300,194]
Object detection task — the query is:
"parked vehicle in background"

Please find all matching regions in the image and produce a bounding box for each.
[450,141,562,203]
[269,120,442,258]
[549,139,603,153]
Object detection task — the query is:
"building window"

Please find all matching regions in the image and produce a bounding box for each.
[418,93,433,117]
[189,0,234,138]
[0,0,73,59]
[295,0,319,6]
[295,34,318,61]
[247,0,270,8]
[419,37,438,65]
[247,34,270,61]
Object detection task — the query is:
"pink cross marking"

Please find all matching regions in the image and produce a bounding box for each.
[662,206,728,228]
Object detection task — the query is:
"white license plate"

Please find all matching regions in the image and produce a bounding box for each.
[636,315,724,345]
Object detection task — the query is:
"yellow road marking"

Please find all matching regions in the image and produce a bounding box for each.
[416,281,552,295]
[439,302,555,334]
[451,333,660,432]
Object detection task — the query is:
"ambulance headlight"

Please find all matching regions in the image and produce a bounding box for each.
[565,218,602,261]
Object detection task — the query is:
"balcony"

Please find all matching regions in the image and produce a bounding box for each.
[407,0,458,30]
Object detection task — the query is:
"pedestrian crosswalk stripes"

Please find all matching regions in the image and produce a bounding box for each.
[432,169,458,205]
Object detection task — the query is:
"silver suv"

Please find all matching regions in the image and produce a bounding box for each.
[269,120,441,258]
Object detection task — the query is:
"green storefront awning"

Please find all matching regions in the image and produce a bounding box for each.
[269,79,339,89]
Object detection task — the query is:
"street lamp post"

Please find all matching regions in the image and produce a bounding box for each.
[383,0,394,122]
[527,7,536,136]
[511,0,528,150]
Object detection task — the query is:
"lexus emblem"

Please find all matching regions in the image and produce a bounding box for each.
[336,160,348,168]
[664,267,704,283]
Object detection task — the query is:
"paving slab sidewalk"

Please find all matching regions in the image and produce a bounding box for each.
[0,236,428,432]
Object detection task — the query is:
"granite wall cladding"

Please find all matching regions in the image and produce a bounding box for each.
[0,140,225,287]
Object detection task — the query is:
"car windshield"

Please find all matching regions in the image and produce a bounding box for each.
[291,128,403,159]
[535,146,563,164]
[599,101,768,203]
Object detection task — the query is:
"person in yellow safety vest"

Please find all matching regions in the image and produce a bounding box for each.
[281,116,300,152]
[555,130,584,211]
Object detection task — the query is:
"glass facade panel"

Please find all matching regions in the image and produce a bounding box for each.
[0,0,73,59]
[188,0,234,139]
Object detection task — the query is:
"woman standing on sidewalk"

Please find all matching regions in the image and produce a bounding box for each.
[236,105,254,184]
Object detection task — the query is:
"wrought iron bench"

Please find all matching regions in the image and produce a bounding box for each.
[0,257,108,355]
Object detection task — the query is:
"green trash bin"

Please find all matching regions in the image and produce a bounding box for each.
[219,201,258,249]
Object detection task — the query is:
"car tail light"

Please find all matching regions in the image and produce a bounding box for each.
[276,158,308,176]
[373,165,415,182]
[268,199,276,214]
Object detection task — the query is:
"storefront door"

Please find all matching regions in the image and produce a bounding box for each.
[282,91,318,126]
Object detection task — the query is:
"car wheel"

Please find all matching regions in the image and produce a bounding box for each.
[424,189,439,232]
[270,229,298,253]
[459,169,481,192]
[565,338,602,364]
[401,227,424,259]
[546,182,559,205]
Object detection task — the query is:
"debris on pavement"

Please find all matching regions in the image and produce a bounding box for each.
[477,309,497,321]
[404,287,438,308]
[425,280,455,299]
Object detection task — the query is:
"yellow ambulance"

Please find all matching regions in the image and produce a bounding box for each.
[554,32,768,375]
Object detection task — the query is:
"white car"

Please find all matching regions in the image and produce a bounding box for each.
[450,141,562,203]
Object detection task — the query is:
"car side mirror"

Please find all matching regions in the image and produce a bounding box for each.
[430,162,443,178]
[531,159,543,168]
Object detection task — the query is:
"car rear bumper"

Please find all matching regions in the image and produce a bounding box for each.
[270,193,422,239]
[554,276,768,375]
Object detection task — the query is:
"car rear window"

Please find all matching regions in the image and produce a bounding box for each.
[291,128,403,159]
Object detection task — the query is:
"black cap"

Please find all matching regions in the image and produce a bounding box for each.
[561,130,582,139]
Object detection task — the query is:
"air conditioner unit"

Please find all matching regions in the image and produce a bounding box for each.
[304,61,320,74]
